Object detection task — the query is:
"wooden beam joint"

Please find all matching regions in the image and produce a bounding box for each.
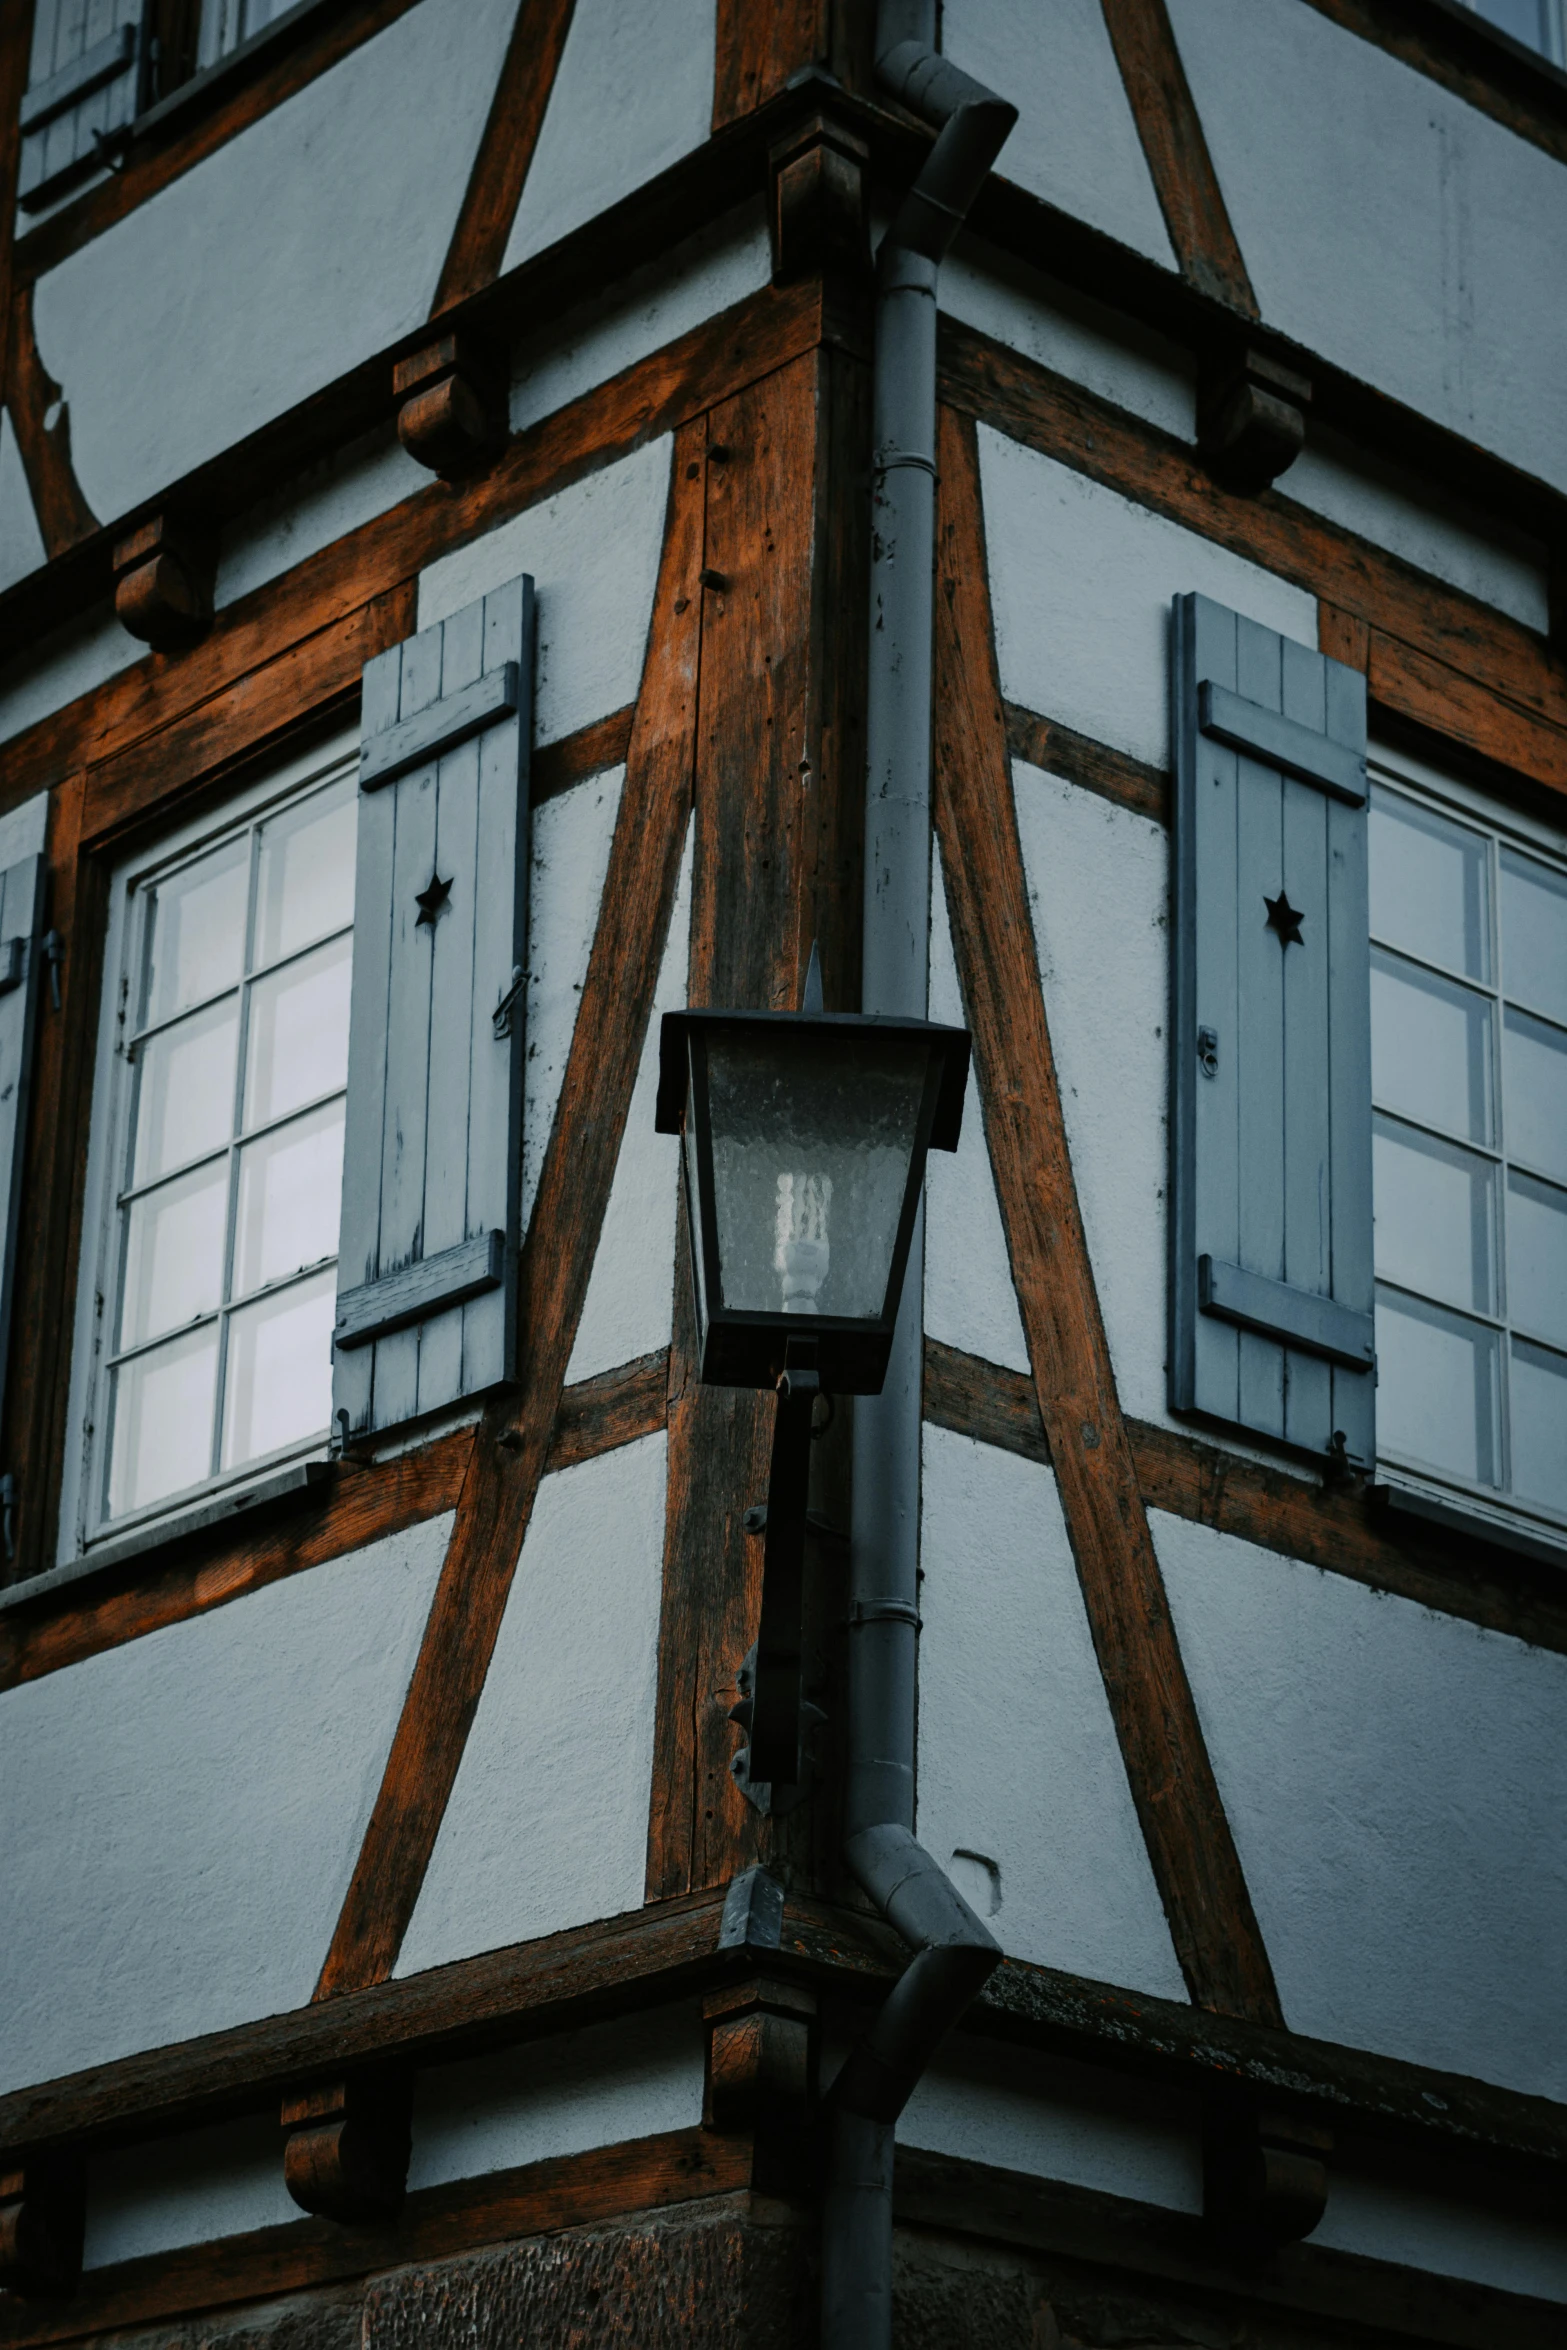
[769,111,870,286]
[703,1975,815,2192]
[1203,2089,1332,2251]
[0,2157,84,2299]
[1198,342,1312,496]
[393,333,508,480]
[111,513,215,651]
[280,2070,411,2225]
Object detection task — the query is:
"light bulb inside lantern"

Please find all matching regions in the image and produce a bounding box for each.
[775,1170,832,1312]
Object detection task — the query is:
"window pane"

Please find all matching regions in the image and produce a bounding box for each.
[107,1326,219,1517]
[254,778,356,968]
[140,838,248,1026]
[1375,1286,1501,1488]
[1371,951,1494,1145]
[1508,1170,1567,1352]
[1500,848,1567,1027]
[220,1270,336,1471]
[1502,1006,1567,1183]
[1510,1338,1567,1514]
[242,932,352,1128]
[1373,1115,1497,1316]
[130,999,239,1184]
[119,1162,227,1350]
[233,1101,344,1298]
[1368,789,1489,981]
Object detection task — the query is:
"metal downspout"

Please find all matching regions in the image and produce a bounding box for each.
[827,11,1017,2346]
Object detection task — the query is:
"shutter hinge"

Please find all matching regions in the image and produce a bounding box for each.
[492,964,526,1039]
[42,930,65,1012]
[1197,1025,1218,1078]
[0,1473,17,1562]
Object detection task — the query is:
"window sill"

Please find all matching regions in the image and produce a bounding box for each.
[0,1459,335,1615]
[1372,1468,1567,1569]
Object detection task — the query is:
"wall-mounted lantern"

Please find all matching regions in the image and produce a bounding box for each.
[656,961,970,1791]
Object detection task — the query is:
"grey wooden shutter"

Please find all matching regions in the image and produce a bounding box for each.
[1169,592,1375,1464]
[0,855,47,1447]
[334,574,534,1441]
[19,2,146,213]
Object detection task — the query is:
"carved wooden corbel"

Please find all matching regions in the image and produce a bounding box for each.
[112,514,216,651]
[393,334,507,479]
[0,2156,85,2298]
[281,2071,411,2226]
[1203,2088,1331,2250]
[768,112,870,285]
[704,1976,816,2190]
[1198,344,1312,496]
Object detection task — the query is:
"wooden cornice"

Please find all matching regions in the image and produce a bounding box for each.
[3,1889,1563,2182]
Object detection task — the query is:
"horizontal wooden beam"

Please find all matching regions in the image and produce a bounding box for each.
[922,1336,1567,1655]
[3,1885,1563,2182]
[1004,700,1168,824]
[1297,0,1567,172]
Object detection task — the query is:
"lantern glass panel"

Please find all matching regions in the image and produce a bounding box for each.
[704,1030,929,1321]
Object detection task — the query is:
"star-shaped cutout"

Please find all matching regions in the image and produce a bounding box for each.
[1264,888,1305,949]
[415,871,453,928]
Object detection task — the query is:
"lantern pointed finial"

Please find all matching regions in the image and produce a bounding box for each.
[802,941,824,1014]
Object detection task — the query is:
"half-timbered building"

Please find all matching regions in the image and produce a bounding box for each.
[0,2,1563,2344]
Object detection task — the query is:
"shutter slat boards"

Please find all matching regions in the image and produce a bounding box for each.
[1171,593,1375,1464]
[19,1,144,211]
[0,856,47,1451]
[334,575,534,1441]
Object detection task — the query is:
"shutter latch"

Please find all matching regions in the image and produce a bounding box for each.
[1197,1025,1219,1079]
[492,964,526,1040]
[42,930,65,1011]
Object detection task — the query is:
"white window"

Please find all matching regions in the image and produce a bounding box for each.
[1457,0,1567,66]
[196,0,298,72]
[1369,751,1567,1536]
[65,736,357,1551]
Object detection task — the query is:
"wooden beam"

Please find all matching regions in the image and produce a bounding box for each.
[0,2130,753,2350]
[938,317,1567,764]
[531,703,635,804]
[544,1346,670,1475]
[924,1337,1567,1658]
[1098,0,1258,315]
[428,0,580,318]
[1004,699,1168,826]
[5,291,97,558]
[1298,0,1567,173]
[712,0,828,129]
[931,404,1283,2027]
[896,2147,1565,2350]
[646,337,868,1902]
[1,277,842,803]
[312,431,703,1998]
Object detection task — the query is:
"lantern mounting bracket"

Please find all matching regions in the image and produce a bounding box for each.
[733,1341,823,1797]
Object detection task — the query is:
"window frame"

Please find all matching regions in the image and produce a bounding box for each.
[57,723,359,1569]
[1368,737,1567,1553]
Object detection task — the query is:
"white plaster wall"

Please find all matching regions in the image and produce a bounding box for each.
[0,606,140,751]
[511,202,771,438]
[942,0,1175,268]
[918,1424,1187,2000]
[567,826,691,1382]
[84,2114,295,2270]
[216,427,427,612]
[32,0,519,522]
[1167,0,1567,493]
[943,239,1195,446]
[926,852,1029,1373]
[1316,2160,1567,2304]
[502,0,716,273]
[1286,426,1550,635]
[418,433,670,747]
[0,1517,451,2096]
[1014,767,1169,1429]
[898,2035,1201,2212]
[410,2005,703,2189]
[396,1433,667,1974]
[1156,1510,1567,2101]
[978,423,1316,769]
[522,767,625,1235]
[0,415,45,593]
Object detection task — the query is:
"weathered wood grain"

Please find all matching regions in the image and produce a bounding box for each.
[1098,0,1258,314]
[546,1347,670,1474]
[1004,699,1168,825]
[430,0,580,317]
[312,431,703,1998]
[5,290,96,556]
[646,341,867,1902]
[712,0,827,128]
[532,703,635,802]
[924,1336,1567,1657]
[931,405,1283,2026]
